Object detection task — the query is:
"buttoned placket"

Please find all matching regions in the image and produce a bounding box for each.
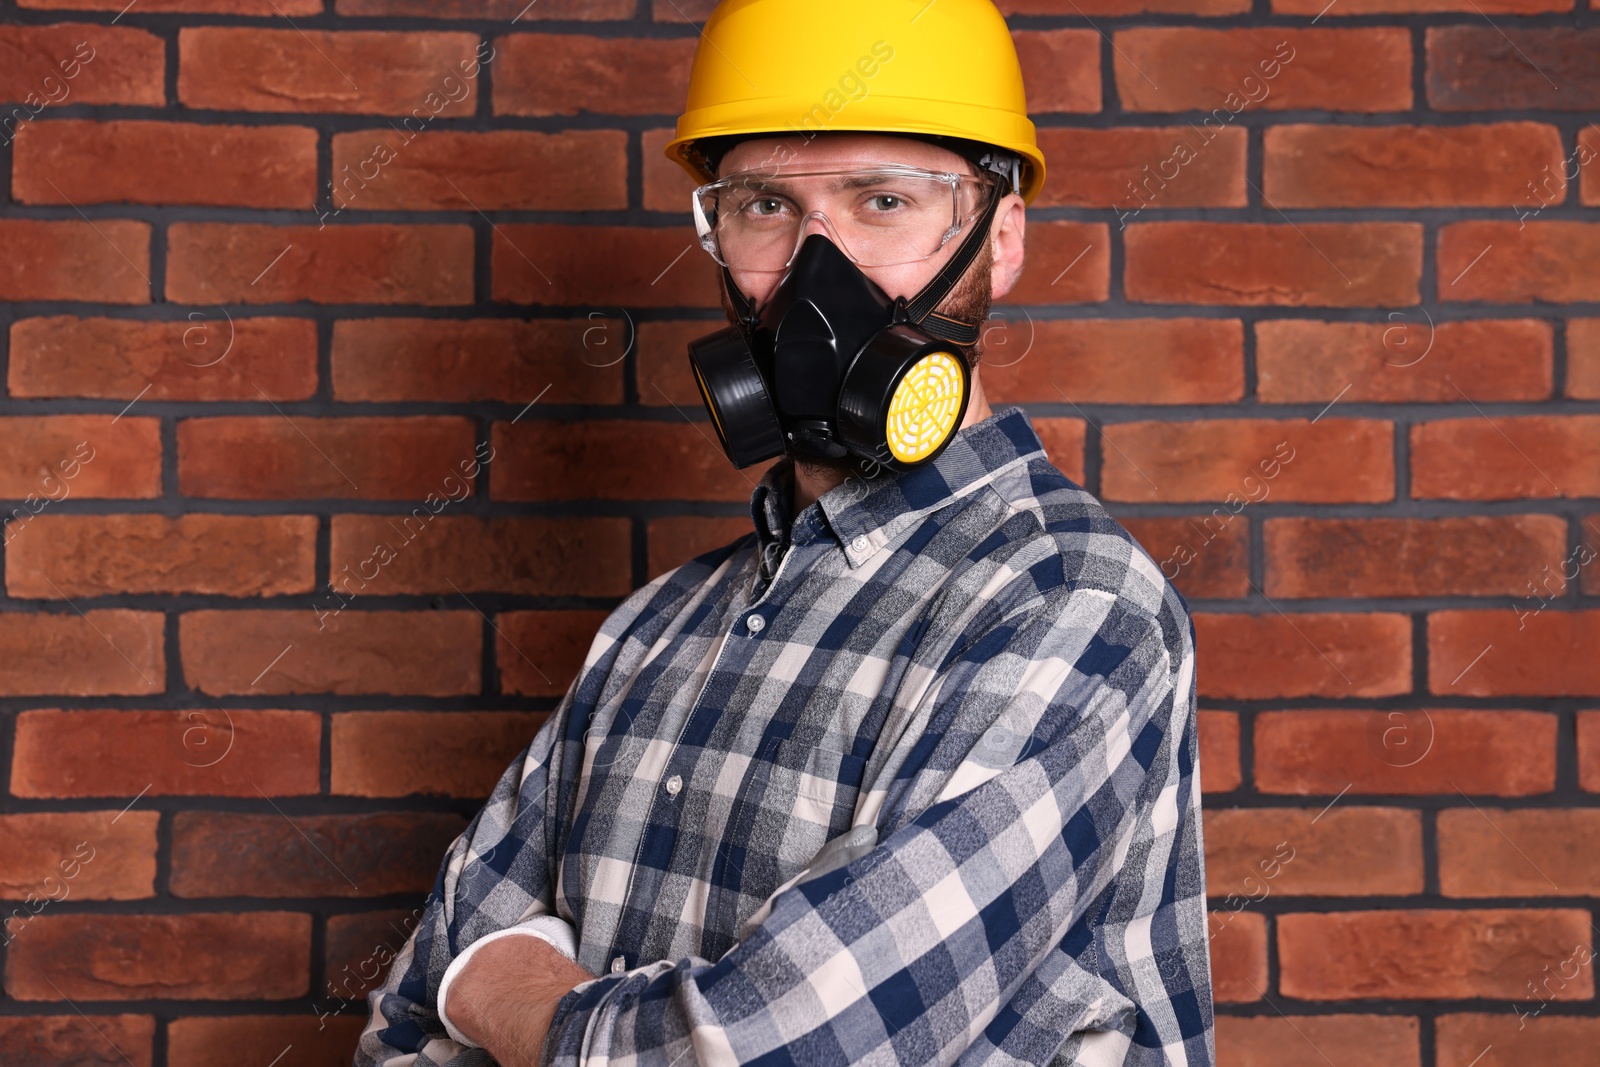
[602,518,818,972]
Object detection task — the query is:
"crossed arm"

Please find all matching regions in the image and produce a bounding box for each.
[354,588,1207,1067]
[443,934,595,1066]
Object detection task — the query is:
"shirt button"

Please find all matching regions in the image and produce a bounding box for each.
[851,535,870,554]
[665,774,683,796]
[611,956,626,974]
[746,613,766,633]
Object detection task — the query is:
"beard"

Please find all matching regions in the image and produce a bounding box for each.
[720,238,997,482]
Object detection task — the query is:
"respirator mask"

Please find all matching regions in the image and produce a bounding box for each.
[686,155,1014,473]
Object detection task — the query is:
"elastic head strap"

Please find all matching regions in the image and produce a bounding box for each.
[897,176,1003,347]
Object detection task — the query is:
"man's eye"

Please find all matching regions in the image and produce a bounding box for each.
[869,195,903,211]
[748,198,784,216]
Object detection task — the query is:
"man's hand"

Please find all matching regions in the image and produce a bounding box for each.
[448,934,596,1067]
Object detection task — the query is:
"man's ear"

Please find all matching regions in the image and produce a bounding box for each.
[988,193,1027,302]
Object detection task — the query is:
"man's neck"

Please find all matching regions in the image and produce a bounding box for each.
[791,377,992,516]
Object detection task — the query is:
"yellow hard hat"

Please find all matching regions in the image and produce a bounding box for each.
[665,0,1046,205]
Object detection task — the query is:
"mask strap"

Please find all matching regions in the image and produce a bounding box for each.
[895,178,1004,348]
[722,261,759,332]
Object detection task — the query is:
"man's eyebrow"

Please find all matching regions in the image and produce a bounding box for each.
[727,171,918,193]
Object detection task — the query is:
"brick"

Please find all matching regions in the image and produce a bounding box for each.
[1429,611,1600,697]
[1028,418,1088,486]
[1115,29,1411,112]
[0,25,163,109]
[991,222,1110,305]
[1440,222,1600,303]
[1264,123,1565,207]
[23,0,317,8]
[1004,0,1252,10]
[1215,1015,1418,1067]
[1116,515,1250,600]
[0,415,160,498]
[331,129,627,211]
[1428,28,1600,111]
[0,219,149,303]
[671,0,1201,16]
[11,709,321,798]
[1208,910,1266,1003]
[180,610,481,697]
[1196,613,1411,700]
[1255,319,1553,403]
[1264,516,1568,598]
[328,516,633,597]
[1033,127,1247,210]
[1582,711,1600,792]
[496,610,612,698]
[171,812,465,898]
[0,613,162,697]
[1412,416,1600,500]
[1583,127,1600,207]
[648,517,758,581]
[1278,909,1592,1000]
[0,811,159,901]
[331,318,623,404]
[1437,1016,1600,1067]
[491,225,721,308]
[982,319,1244,404]
[177,416,477,500]
[1572,319,1600,398]
[0,1016,154,1067]
[167,223,473,306]
[1254,710,1557,796]
[325,909,427,1000]
[13,120,317,208]
[1198,710,1241,793]
[1125,222,1421,306]
[1101,419,1393,504]
[1278,0,1564,9]
[167,1016,367,1067]
[1012,30,1101,113]
[651,0,723,17]
[490,420,777,502]
[1204,807,1423,897]
[494,34,695,116]
[5,913,310,1001]
[341,0,632,15]
[179,28,483,114]
[1440,808,1600,897]
[331,711,544,799]
[9,316,318,401]
[8,515,317,599]
[639,320,722,409]
[643,127,700,213]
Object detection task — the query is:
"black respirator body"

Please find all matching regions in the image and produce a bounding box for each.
[687,176,1003,474]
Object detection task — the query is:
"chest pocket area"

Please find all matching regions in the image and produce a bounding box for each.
[776,738,868,839]
[727,738,869,898]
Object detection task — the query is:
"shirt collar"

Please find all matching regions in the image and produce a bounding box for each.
[748,404,1048,569]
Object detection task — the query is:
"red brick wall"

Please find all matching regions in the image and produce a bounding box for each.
[0,0,1596,1064]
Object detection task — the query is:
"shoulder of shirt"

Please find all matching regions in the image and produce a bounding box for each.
[981,450,1195,660]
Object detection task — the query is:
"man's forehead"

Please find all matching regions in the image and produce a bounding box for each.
[719,133,970,176]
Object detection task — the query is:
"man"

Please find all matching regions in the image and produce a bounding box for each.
[354,1,1213,1064]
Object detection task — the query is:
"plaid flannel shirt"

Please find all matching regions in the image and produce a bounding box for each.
[354,403,1214,1067]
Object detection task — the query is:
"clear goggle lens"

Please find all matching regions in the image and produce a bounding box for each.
[693,165,997,273]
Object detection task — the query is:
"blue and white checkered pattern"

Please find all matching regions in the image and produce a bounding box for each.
[354,404,1214,1067]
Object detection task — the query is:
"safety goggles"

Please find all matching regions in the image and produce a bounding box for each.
[691,162,1000,274]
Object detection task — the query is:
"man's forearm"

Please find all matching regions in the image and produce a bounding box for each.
[448,935,596,1067]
